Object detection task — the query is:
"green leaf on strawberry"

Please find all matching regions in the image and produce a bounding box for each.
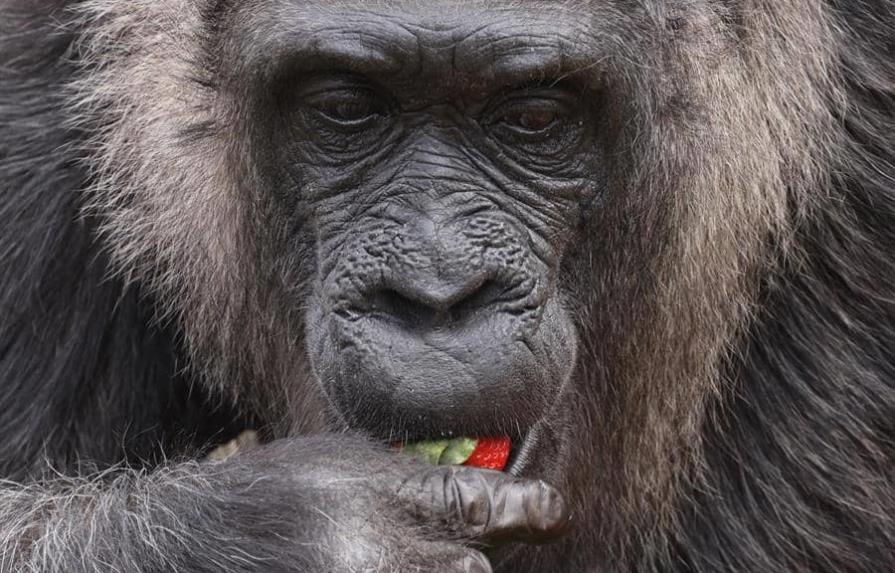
[438,437,478,465]
[402,439,450,465]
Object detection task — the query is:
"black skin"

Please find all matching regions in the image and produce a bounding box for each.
[2,0,895,572]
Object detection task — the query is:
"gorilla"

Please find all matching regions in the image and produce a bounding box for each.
[1,0,893,571]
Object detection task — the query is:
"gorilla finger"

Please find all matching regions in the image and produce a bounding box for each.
[403,466,570,544]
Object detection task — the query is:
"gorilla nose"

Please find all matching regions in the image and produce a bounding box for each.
[369,271,502,328]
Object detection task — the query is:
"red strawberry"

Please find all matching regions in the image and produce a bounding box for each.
[464,436,512,470]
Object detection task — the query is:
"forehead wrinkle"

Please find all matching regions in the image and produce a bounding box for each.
[238,5,422,78]
[451,17,597,82]
[235,1,598,86]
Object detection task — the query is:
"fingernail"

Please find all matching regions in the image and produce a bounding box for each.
[538,484,570,531]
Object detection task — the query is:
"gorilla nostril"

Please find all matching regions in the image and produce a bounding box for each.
[367,278,505,328]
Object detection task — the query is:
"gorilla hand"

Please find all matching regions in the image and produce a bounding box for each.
[205,436,570,572]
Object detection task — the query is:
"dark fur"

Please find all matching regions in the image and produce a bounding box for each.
[674,2,895,569]
[1,0,893,572]
[0,0,244,480]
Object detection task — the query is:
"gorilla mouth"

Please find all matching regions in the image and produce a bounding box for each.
[308,293,576,479]
[309,294,578,459]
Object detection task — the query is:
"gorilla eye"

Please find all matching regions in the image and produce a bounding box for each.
[487,95,573,142]
[501,103,561,133]
[307,89,387,128]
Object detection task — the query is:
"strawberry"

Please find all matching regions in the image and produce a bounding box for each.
[464,436,512,470]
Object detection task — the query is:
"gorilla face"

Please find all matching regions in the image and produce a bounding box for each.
[247,2,602,460]
[85,0,777,530]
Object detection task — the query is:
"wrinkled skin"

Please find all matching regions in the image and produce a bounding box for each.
[1,0,894,571]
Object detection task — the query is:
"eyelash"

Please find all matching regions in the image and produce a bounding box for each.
[490,99,567,134]
[307,89,389,128]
